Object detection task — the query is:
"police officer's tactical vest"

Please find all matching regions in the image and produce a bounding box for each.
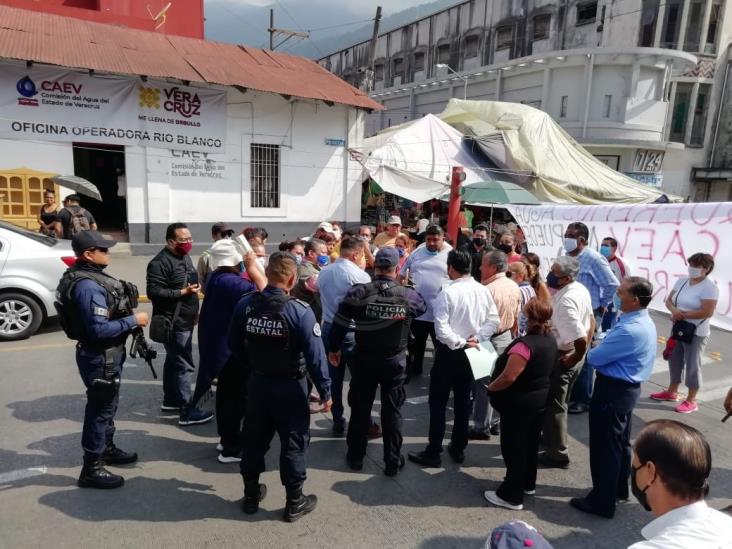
[55,265,129,345]
[353,280,411,356]
[244,292,305,378]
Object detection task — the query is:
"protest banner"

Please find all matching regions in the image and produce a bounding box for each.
[0,61,226,153]
[505,202,732,331]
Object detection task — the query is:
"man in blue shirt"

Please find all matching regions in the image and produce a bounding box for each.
[564,222,620,415]
[318,237,372,436]
[228,252,332,522]
[570,276,657,519]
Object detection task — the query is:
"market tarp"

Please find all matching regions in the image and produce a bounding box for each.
[360,114,490,203]
[438,99,679,204]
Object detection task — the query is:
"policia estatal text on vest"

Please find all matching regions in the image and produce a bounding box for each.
[56,230,150,489]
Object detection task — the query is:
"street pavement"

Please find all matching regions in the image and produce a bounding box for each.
[0,254,731,548]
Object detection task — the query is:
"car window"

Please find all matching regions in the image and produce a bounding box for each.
[0,221,57,247]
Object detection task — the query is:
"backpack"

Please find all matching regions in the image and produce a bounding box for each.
[68,206,91,236]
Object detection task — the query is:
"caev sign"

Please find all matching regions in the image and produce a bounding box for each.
[506,202,732,331]
[1,61,226,153]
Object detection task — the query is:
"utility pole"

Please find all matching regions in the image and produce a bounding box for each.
[268,8,308,51]
[364,6,382,92]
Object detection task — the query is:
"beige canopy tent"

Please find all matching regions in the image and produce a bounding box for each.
[438,99,679,204]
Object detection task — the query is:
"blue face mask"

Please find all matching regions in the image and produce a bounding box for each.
[600,245,613,258]
[397,247,406,257]
[317,254,330,267]
[612,292,622,311]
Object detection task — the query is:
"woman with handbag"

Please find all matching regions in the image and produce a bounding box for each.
[651,253,718,414]
[483,298,558,510]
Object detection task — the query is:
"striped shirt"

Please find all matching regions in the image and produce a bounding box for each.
[517,282,537,336]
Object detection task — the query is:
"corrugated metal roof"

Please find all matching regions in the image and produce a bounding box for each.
[0,5,383,111]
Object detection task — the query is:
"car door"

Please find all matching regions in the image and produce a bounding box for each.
[0,231,10,276]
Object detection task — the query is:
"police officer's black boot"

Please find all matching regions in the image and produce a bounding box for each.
[242,477,268,514]
[102,442,138,465]
[78,456,124,489]
[283,483,317,522]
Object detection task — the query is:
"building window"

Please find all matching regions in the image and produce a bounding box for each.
[521,99,542,109]
[464,36,479,58]
[414,52,425,72]
[392,58,403,85]
[661,0,682,48]
[603,94,612,118]
[690,84,711,146]
[437,44,450,65]
[560,95,569,118]
[576,2,597,26]
[250,144,280,208]
[533,14,551,40]
[705,1,722,53]
[638,0,659,46]
[684,0,704,52]
[496,26,513,51]
[374,63,384,82]
[669,82,692,143]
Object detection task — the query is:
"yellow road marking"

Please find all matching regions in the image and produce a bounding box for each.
[0,342,73,353]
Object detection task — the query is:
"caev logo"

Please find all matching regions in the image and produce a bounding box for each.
[16,76,39,106]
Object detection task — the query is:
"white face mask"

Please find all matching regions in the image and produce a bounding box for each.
[563,238,578,253]
[688,266,703,279]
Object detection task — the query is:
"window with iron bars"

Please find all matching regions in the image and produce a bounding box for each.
[250,143,280,208]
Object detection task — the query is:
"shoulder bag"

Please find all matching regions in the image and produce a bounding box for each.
[670,280,700,343]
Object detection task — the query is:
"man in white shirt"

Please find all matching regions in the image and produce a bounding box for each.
[539,256,594,469]
[408,249,500,468]
[399,224,452,379]
[628,419,732,548]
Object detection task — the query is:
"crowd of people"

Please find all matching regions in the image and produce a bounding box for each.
[56,211,732,543]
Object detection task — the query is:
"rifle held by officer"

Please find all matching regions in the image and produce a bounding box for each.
[129,327,158,379]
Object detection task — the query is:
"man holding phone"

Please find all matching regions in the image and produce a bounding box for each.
[147,222,213,426]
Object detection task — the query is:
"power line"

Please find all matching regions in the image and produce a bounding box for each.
[308,18,374,33]
[274,0,326,58]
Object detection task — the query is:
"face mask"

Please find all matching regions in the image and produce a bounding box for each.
[612,292,622,311]
[317,254,330,267]
[256,257,266,270]
[631,464,653,512]
[175,242,193,255]
[397,247,406,257]
[295,255,303,265]
[498,243,514,255]
[472,237,486,247]
[688,266,703,278]
[546,272,562,290]
[600,245,612,258]
[425,248,438,256]
[563,238,578,253]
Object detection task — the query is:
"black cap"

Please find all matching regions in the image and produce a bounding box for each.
[374,247,399,268]
[72,230,117,255]
[211,222,234,236]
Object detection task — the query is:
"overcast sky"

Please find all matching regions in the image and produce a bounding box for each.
[207,0,431,18]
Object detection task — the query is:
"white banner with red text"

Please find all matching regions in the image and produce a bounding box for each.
[505,202,732,331]
[0,61,226,153]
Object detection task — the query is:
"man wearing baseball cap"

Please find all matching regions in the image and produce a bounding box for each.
[328,247,426,476]
[56,231,149,489]
[374,216,408,249]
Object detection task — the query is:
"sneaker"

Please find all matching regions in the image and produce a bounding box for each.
[179,407,214,426]
[216,443,224,452]
[160,403,180,411]
[483,490,523,511]
[218,453,242,464]
[649,390,681,402]
[675,400,699,414]
[524,489,536,496]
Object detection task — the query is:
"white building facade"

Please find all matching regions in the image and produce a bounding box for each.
[319,0,732,201]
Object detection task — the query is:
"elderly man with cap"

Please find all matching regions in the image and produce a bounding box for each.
[328,247,426,476]
[374,216,409,248]
[197,222,235,290]
[192,239,259,463]
[55,230,149,488]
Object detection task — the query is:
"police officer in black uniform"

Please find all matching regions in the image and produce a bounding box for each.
[56,231,149,489]
[328,247,426,476]
[227,252,331,522]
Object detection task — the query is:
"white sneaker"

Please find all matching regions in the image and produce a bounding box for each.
[524,489,536,495]
[160,404,179,411]
[215,443,224,452]
[483,490,523,510]
[217,453,242,463]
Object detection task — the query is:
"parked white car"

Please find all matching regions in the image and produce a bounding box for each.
[0,221,76,340]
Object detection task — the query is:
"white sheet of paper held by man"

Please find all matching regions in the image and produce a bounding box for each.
[464,341,498,381]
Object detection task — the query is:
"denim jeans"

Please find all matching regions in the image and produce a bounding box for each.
[321,321,355,425]
[162,329,195,406]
